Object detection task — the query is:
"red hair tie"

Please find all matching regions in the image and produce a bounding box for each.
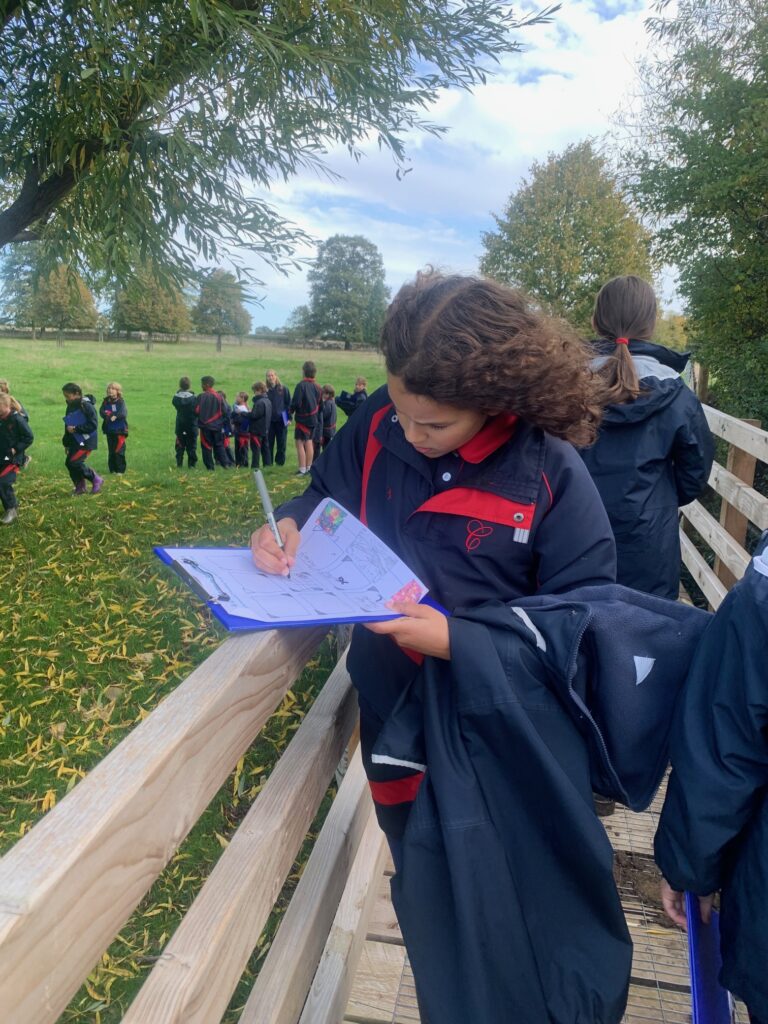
[615,336,629,345]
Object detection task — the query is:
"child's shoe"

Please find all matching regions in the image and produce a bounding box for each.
[72,480,87,496]
[91,473,104,494]
[1,507,17,525]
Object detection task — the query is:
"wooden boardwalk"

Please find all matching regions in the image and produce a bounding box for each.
[344,789,749,1024]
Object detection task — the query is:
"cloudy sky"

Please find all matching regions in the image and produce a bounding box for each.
[247,0,657,328]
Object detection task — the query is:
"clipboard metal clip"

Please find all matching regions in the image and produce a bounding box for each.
[180,558,230,603]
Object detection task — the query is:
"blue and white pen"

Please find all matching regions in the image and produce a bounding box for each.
[253,469,291,578]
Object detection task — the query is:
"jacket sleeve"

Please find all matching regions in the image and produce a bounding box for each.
[276,394,374,528]
[671,393,714,505]
[12,415,33,458]
[534,441,617,594]
[654,572,768,895]
[99,400,109,421]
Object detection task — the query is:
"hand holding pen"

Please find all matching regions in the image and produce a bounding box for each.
[251,470,299,577]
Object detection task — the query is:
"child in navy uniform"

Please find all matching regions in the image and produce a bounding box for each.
[290,361,322,475]
[219,390,236,466]
[195,376,229,470]
[99,381,128,473]
[172,377,198,468]
[0,393,33,524]
[579,276,714,599]
[232,391,252,468]
[319,385,337,451]
[335,376,368,417]
[62,382,102,495]
[252,271,618,1021]
[655,532,768,1024]
[249,381,272,469]
[265,369,291,466]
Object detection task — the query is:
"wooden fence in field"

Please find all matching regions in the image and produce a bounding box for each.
[0,405,766,1024]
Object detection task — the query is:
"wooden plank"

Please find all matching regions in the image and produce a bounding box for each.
[241,747,371,1024]
[123,657,357,1024]
[679,529,728,610]
[680,500,750,582]
[709,462,768,532]
[345,940,406,1024]
[703,405,767,464]
[367,874,402,946]
[0,626,327,1024]
[298,809,388,1024]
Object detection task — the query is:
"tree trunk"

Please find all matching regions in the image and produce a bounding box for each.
[216,332,222,352]
[56,327,64,348]
[344,339,351,351]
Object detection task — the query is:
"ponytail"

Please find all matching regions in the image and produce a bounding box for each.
[592,275,657,405]
[598,342,642,405]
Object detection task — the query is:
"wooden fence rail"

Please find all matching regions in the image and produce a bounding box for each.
[0,405,766,1024]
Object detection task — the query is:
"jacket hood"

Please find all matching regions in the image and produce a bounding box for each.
[458,586,710,810]
[598,374,687,424]
[589,337,691,372]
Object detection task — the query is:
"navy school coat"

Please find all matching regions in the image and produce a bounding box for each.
[374,586,710,1024]
[277,385,617,824]
[579,340,714,600]
[63,398,98,451]
[654,533,768,1019]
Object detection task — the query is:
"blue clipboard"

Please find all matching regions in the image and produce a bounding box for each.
[155,546,447,632]
[686,891,734,1024]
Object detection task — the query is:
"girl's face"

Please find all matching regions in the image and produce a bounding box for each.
[107,386,118,399]
[386,374,486,459]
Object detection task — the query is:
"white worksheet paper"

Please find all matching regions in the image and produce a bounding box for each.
[162,498,428,625]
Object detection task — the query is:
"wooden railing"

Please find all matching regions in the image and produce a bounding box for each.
[680,405,768,609]
[0,405,766,1024]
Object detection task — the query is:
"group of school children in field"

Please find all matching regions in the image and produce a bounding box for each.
[250,271,767,1024]
[172,367,369,474]
[0,368,369,521]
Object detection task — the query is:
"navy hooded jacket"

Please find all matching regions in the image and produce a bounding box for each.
[62,397,98,451]
[579,340,714,599]
[373,585,710,1024]
[277,385,617,828]
[655,533,768,1020]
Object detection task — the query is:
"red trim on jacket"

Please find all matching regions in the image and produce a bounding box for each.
[542,472,554,510]
[414,487,535,530]
[457,413,518,463]
[360,403,393,526]
[0,464,18,478]
[369,772,425,806]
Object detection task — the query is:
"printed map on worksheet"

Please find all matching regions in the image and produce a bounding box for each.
[156,498,428,629]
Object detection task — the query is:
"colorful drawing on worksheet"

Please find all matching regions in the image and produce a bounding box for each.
[390,579,425,605]
[317,501,346,535]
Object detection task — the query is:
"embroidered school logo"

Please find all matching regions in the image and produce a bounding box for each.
[465,519,493,551]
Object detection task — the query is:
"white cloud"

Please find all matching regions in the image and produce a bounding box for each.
[244,0,656,327]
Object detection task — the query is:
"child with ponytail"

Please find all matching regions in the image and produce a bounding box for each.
[579,275,714,599]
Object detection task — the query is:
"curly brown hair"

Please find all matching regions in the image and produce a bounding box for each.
[380,270,603,446]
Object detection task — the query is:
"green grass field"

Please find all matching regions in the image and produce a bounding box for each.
[0,336,387,1022]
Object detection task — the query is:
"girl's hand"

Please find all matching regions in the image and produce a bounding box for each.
[660,879,686,929]
[365,601,450,659]
[251,517,300,576]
